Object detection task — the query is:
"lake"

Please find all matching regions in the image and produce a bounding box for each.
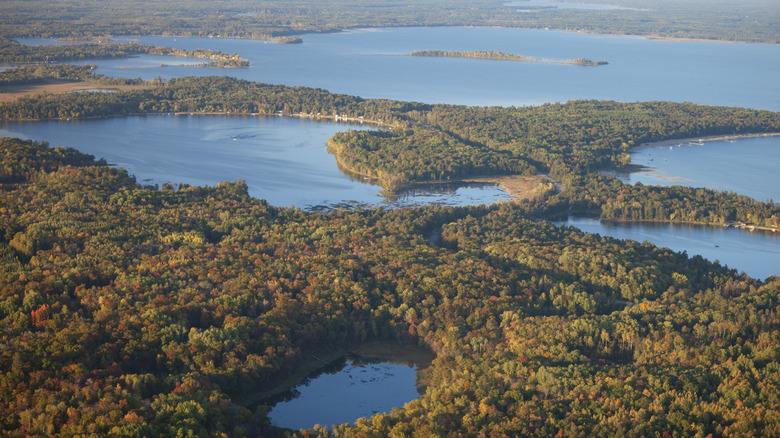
[564,217,779,280]
[0,115,510,210]
[266,357,421,430]
[19,26,775,110]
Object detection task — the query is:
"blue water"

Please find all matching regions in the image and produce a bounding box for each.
[0,116,509,209]
[13,26,775,110]
[608,136,780,203]
[564,217,779,280]
[268,359,420,430]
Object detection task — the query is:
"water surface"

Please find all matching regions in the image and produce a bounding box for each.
[14,26,774,110]
[565,217,779,279]
[0,116,509,209]
[268,358,420,430]
[610,136,780,203]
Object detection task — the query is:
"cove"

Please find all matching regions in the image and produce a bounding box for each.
[610,135,780,203]
[0,115,509,209]
[564,217,780,280]
[32,26,778,110]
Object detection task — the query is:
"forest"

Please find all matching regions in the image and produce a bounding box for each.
[0,0,777,44]
[0,65,779,435]
[0,136,778,437]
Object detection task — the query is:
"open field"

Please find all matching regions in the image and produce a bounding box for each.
[466,174,556,202]
[0,79,149,103]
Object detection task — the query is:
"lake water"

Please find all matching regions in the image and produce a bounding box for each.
[564,217,779,280]
[0,116,509,209]
[18,26,775,110]
[609,135,780,203]
[267,358,420,430]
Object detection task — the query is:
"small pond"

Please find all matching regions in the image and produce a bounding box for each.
[266,355,422,430]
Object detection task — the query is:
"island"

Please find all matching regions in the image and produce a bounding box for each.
[409,50,608,66]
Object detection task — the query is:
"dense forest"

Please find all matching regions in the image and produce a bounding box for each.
[0,0,777,44]
[0,137,778,436]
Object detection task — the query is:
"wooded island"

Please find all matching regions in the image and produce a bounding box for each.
[409,50,608,66]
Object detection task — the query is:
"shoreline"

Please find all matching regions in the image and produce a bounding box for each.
[0,79,151,103]
[234,340,434,409]
[596,217,780,234]
[637,132,780,149]
[465,174,562,202]
[2,110,392,127]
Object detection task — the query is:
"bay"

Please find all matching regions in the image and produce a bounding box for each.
[611,136,780,203]
[6,27,779,279]
[564,217,779,279]
[0,115,509,209]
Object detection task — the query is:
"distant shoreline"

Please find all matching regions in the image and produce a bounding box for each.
[638,132,780,149]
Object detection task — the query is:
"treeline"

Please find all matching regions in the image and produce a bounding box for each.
[525,173,780,229]
[327,129,535,193]
[410,50,608,66]
[0,37,249,67]
[404,100,780,178]
[0,75,413,122]
[0,137,778,436]
[1,0,778,44]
